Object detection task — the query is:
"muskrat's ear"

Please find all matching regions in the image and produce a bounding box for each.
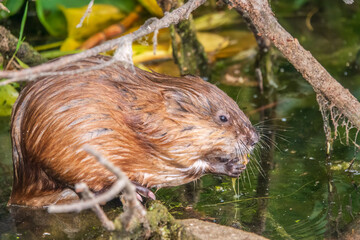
[162,90,192,114]
[162,89,210,116]
[162,90,183,112]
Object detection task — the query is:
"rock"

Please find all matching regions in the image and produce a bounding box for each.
[112,201,268,240]
[178,219,268,240]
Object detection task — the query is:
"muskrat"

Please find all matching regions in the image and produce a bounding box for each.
[9,56,259,207]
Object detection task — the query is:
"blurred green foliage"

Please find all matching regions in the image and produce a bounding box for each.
[0,85,18,116]
[0,0,24,20]
[35,0,135,37]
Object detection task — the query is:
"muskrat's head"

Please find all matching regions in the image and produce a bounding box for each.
[141,72,259,180]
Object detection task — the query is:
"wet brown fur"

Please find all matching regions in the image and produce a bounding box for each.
[9,56,258,207]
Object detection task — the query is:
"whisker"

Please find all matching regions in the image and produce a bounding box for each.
[241,171,246,188]
[259,135,283,152]
[245,168,252,187]
[235,89,243,104]
[258,138,271,150]
[259,134,276,145]
[255,124,292,130]
[254,117,292,126]
[250,157,265,178]
[248,162,257,177]
[238,138,250,155]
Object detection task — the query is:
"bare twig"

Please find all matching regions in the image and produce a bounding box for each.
[48,145,140,213]
[76,0,95,28]
[48,145,148,233]
[0,0,10,13]
[153,29,159,55]
[75,182,115,231]
[0,0,206,84]
[113,36,135,71]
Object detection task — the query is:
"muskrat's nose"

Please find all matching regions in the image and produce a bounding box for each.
[248,130,260,147]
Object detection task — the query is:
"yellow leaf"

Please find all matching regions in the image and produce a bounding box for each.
[137,0,163,17]
[142,61,180,76]
[197,32,229,53]
[132,44,171,63]
[194,11,241,32]
[60,38,82,51]
[60,4,125,40]
[214,31,257,59]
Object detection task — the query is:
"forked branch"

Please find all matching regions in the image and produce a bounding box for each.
[48,145,149,233]
[225,0,360,132]
[0,0,206,84]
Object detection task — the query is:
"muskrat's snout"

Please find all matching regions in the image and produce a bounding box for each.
[223,124,259,178]
[207,117,259,178]
[247,128,260,148]
[238,123,260,150]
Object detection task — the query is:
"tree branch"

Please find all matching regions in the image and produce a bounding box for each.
[226,0,360,130]
[48,145,149,232]
[76,0,95,29]
[0,1,10,13]
[0,0,206,85]
[48,145,142,213]
[75,182,115,231]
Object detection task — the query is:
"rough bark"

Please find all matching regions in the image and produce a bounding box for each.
[0,26,47,67]
[170,17,209,77]
[159,0,209,77]
[225,0,360,130]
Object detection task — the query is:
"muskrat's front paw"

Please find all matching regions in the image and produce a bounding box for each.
[225,159,246,177]
[132,181,156,202]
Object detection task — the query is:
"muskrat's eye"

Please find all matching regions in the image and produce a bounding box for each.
[219,115,228,122]
[215,110,230,125]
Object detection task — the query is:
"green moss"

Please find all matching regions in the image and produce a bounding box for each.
[112,201,183,240]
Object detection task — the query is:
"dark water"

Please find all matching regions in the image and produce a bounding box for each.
[0,1,360,239]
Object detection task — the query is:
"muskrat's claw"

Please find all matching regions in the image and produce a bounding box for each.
[225,158,246,177]
[136,193,144,202]
[132,181,156,201]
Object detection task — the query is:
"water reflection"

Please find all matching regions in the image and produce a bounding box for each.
[6,206,111,239]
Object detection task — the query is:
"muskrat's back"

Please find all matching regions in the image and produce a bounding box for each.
[9,56,259,207]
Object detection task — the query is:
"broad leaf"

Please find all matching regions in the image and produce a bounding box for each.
[36,0,135,37]
[0,85,18,116]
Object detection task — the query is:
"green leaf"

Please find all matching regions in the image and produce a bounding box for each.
[15,56,29,69]
[294,0,310,9]
[0,84,19,116]
[15,1,28,53]
[6,1,28,69]
[36,0,136,37]
[61,4,125,40]
[40,49,81,59]
[0,0,25,20]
